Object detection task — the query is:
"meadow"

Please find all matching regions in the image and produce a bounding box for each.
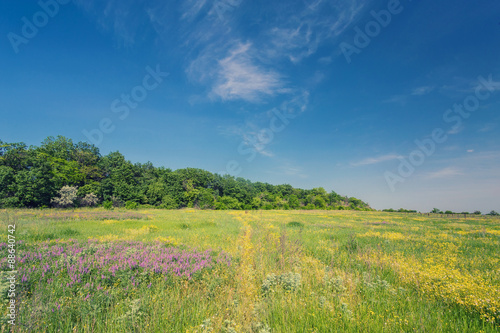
[1,209,499,332]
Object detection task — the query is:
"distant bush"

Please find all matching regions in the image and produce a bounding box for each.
[287,221,304,228]
[125,201,138,210]
[398,208,417,213]
[139,204,155,209]
[488,210,499,216]
[215,196,241,210]
[0,197,20,208]
[103,200,113,210]
[110,196,124,208]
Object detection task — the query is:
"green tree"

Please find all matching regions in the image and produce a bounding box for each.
[0,141,30,171]
[194,188,216,209]
[72,141,102,183]
[14,162,55,207]
[77,182,101,198]
[313,196,327,209]
[146,181,167,206]
[251,197,262,209]
[328,190,342,205]
[0,166,18,207]
[160,195,178,209]
[215,196,241,210]
[311,187,327,197]
[39,136,75,160]
[99,151,138,202]
[288,195,300,209]
[273,195,285,209]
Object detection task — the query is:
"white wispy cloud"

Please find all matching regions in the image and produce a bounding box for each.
[424,167,464,179]
[318,56,333,64]
[269,24,318,63]
[254,145,275,158]
[217,90,309,158]
[224,118,277,158]
[281,164,308,178]
[266,0,365,63]
[267,162,308,178]
[351,154,402,167]
[183,0,368,102]
[211,43,286,102]
[85,0,366,103]
[478,123,495,133]
[238,128,276,158]
[385,85,434,104]
[180,0,208,21]
[426,151,500,174]
[328,1,365,37]
[75,0,150,47]
[447,125,464,135]
[438,75,500,96]
[470,75,500,92]
[383,94,407,105]
[411,86,434,96]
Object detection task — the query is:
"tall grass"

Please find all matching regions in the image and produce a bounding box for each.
[0,209,499,332]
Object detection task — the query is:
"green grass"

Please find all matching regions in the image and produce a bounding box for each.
[1,208,499,332]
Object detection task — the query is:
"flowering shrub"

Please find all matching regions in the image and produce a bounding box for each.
[80,193,99,207]
[51,186,78,208]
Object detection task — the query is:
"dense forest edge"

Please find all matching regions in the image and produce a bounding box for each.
[0,136,373,211]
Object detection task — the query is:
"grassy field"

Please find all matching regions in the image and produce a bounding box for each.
[1,209,499,332]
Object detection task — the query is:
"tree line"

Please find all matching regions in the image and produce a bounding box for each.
[382,208,499,216]
[0,136,373,211]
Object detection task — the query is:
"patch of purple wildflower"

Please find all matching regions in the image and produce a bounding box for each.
[0,239,232,295]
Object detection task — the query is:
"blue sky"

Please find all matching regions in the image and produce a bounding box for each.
[1,0,499,213]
